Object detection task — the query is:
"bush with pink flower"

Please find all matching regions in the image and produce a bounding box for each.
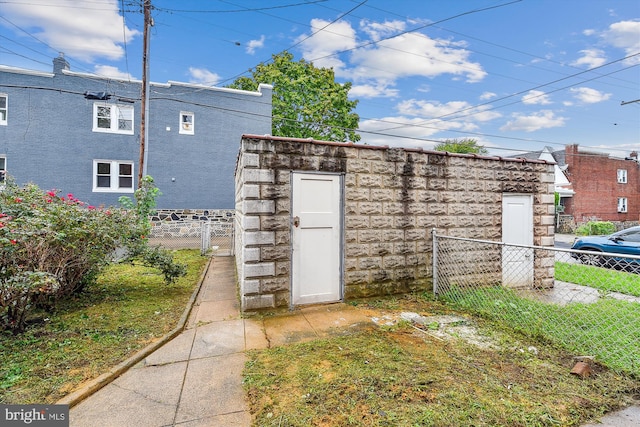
[0,177,185,332]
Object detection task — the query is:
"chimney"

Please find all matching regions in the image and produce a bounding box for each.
[53,52,70,74]
[630,151,638,160]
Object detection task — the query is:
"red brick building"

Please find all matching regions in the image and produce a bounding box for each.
[563,144,639,225]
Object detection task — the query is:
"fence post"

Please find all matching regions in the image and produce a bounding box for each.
[201,221,211,255]
[432,228,438,295]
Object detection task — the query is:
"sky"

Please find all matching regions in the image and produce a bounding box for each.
[1,0,639,158]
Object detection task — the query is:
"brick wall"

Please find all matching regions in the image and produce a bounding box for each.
[564,144,640,223]
[235,135,556,311]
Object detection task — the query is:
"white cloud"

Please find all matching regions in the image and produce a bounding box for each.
[571,49,606,68]
[500,110,566,132]
[522,90,552,105]
[601,20,640,64]
[480,92,496,100]
[2,0,138,62]
[359,19,406,42]
[246,35,265,55]
[349,83,399,99]
[188,67,221,86]
[297,19,357,74]
[396,99,501,123]
[297,17,486,96]
[349,32,487,84]
[93,65,134,80]
[570,87,611,104]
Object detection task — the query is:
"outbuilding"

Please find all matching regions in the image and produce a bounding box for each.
[234,134,556,312]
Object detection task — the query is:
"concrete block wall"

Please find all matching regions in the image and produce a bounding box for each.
[235,135,556,311]
[150,209,234,237]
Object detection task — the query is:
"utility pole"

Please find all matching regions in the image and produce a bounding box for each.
[138,0,151,188]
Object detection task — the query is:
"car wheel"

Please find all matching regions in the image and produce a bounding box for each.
[579,248,603,267]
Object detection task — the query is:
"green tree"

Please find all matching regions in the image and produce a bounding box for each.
[434,138,488,154]
[227,51,360,142]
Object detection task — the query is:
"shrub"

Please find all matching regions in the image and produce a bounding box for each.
[0,178,185,332]
[575,221,616,236]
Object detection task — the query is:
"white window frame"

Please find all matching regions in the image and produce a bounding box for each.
[617,169,627,184]
[92,102,134,134]
[0,94,7,126]
[92,160,135,193]
[617,197,628,213]
[179,111,194,135]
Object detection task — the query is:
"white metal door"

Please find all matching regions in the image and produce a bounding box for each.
[291,173,342,305]
[502,194,534,287]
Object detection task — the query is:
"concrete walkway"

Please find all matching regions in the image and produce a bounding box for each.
[69,256,375,427]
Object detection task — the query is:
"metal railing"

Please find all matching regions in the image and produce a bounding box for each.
[432,229,640,376]
[148,220,234,255]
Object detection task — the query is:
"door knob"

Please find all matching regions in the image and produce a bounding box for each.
[293,216,300,227]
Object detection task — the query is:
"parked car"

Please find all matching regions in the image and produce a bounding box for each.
[571,226,640,272]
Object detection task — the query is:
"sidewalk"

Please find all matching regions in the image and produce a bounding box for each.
[68,256,374,427]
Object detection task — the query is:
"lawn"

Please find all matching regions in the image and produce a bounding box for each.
[244,294,640,427]
[555,261,640,297]
[0,250,208,404]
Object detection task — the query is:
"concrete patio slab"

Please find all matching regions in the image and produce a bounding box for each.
[174,353,248,424]
[190,319,245,359]
[244,318,269,350]
[70,361,187,427]
[262,311,317,347]
[142,328,196,366]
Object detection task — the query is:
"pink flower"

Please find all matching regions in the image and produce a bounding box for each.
[67,193,74,199]
[10,239,17,245]
[88,205,95,210]
[47,191,56,197]
[60,197,65,201]
[14,197,22,203]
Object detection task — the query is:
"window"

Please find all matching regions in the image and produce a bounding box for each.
[617,197,628,213]
[618,228,640,243]
[0,157,5,186]
[93,160,134,192]
[0,94,7,125]
[617,169,627,184]
[179,111,194,135]
[92,103,134,134]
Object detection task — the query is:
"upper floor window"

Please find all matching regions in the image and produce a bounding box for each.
[93,103,134,134]
[0,94,7,126]
[93,160,134,193]
[617,197,628,213]
[179,111,194,135]
[617,169,627,184]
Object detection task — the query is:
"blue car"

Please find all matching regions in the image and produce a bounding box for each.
[571,226,640,272]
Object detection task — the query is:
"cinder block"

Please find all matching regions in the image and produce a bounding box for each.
[244,231,275,245]
[243,200,275,214]
[244,262,275,278]
[242,294,275,311]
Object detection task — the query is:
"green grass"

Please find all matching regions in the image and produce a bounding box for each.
[0,250,208,404]
[244,302,639,427]
[555,261,640,297]
[443,286,640,375]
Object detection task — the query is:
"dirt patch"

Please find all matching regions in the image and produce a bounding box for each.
[245,299,640,426]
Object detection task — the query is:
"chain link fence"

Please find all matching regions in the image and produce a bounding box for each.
[432,230,640,376]
[148,220,234,256]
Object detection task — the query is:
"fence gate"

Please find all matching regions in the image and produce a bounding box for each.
[149,220,234,255]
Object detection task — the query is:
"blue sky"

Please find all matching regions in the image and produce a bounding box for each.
[1,0,639,157]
